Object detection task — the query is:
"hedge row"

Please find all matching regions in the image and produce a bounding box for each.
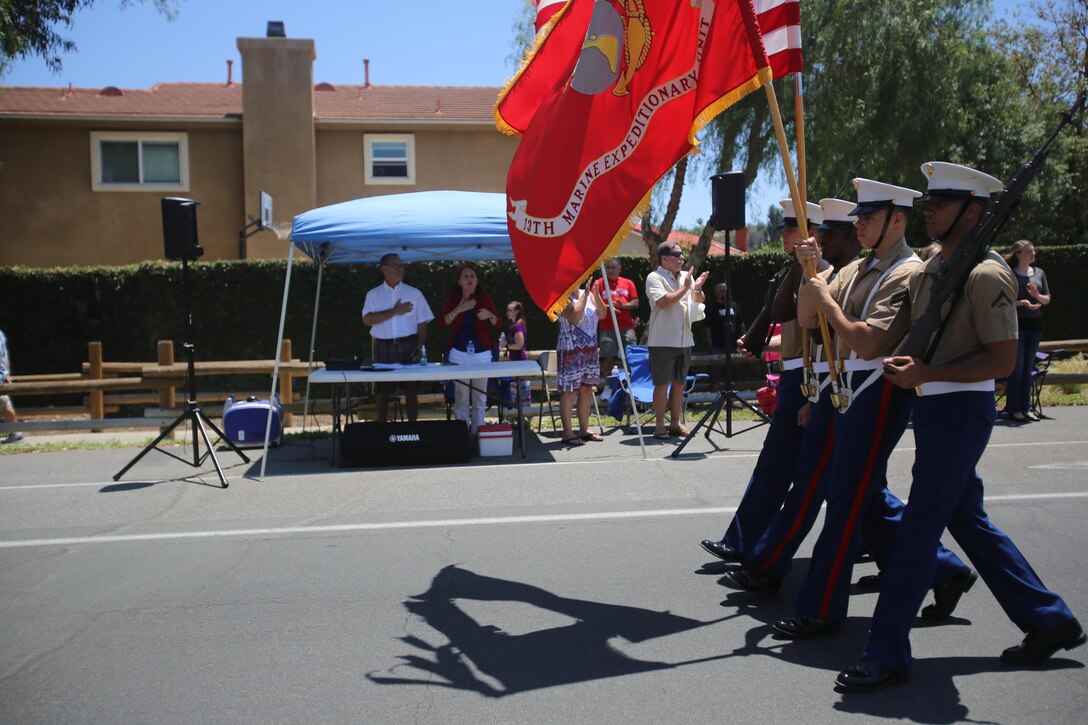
[1,245,1084,376]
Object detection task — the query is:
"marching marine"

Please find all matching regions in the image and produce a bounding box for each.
[836,162,1085,691]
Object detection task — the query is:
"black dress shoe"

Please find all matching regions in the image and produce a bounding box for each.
[835,658,909,692]
[772,612,842,639]
[722,568,781,594]
[856,572,884,591]
[1001,620,1088,665]
[700,539,742,563]
[920,567,978,621]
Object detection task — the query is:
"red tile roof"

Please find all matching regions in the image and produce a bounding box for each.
[0,82,501,122]
[0,83,243,119]
[314,84,501,122]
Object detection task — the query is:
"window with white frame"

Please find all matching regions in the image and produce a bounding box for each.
[90,131,189,191]
[364,133,415,185]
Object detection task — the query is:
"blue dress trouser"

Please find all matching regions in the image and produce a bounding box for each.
[746,385,837,579]
[722,368,806,557]
[791,377,969,623]
[864,391,1076,672]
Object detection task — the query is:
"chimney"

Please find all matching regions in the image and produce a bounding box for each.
[226,59,234,87]
[364,58,371,88]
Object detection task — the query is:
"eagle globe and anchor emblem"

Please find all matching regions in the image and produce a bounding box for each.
[572,0,660,97]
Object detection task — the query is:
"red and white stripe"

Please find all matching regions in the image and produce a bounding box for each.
[533,0,566,33]
[753,0,803,78]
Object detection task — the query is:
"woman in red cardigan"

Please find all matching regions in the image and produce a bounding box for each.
[438,263,502,434]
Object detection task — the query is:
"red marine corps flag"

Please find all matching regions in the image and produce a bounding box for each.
[497,0,773,317]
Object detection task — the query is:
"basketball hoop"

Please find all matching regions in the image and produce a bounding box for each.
[270,221,293,241]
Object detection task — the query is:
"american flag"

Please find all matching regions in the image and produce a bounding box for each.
[754,0,803,77]
[533,0,566,33]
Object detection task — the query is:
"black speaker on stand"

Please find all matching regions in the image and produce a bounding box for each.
[113,197,249,488]
[673,173,770,457]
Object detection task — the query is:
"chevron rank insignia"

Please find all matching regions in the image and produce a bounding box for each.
[991,290,1014,308]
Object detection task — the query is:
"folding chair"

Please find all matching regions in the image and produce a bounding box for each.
[616,345,706,429]
[1029,350,1053,418]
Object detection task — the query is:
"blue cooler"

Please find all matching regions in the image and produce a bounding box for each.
[222,395,283,447]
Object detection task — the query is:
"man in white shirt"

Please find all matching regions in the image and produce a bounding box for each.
[645,242,708,438]
[361,253,435,421]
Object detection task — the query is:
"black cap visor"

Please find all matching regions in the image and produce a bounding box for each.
[848,200,895,216]
[919,188,977,204]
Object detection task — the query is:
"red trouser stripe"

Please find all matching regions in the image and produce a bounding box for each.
[760,418,836,569]
[818,380,893,620]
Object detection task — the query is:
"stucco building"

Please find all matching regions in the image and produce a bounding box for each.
[0,31,516,267]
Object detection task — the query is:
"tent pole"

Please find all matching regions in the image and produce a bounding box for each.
[259,239,296,480]
[601,263,645,459]
[301,255,325,433]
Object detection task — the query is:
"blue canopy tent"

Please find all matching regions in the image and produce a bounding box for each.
[259,190,644,475]
[260,191,514,476]
[290,190,515,264]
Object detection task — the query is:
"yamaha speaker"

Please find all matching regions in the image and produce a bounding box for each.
[162,196,203,261]
[709,172,745,230]
[340,420,472,467]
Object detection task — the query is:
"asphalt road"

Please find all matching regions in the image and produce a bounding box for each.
[1,407,1086,724]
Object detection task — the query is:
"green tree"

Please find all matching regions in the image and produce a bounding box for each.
[699,0,1078,244]
[507,0,536,71]
[1,0,177,73]
[994,0,1088,245]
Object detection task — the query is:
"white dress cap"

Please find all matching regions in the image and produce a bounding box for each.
[920,161,1004,200]
[849,178,923,216]
[778,199,824,226]
[819,198,855,225]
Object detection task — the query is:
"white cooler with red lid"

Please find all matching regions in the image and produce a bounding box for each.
[477,424,513,457]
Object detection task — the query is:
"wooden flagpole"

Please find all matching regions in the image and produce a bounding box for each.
[794,73,807,206]
[762,82,844,397]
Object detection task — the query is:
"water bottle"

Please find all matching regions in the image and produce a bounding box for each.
[419,344,428,366]
[466,340,475,355]
[499,332,507,355]
[611,364,620,377]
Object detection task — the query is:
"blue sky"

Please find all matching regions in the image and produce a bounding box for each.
[4,0,1022,230]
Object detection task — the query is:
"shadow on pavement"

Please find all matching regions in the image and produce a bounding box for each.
[366,564,737,696]
[833,655,1083,724]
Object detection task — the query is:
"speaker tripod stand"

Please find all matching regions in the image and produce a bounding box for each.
[672,220,770,458]
[671,349,770,456]
[114,258,249,488]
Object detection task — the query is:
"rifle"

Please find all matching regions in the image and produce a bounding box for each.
[739,259,793,357]
[897,91,1086,361]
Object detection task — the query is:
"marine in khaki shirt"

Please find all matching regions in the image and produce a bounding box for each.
[771,199,824,360]
[797,179,924,363]
[906,251,1017,367]
[824,238,918,361]
[835,163,1085,693]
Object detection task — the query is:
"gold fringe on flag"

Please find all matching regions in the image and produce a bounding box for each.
[544,189,652,321]
[690,66,773,145]
[493,2,574,138]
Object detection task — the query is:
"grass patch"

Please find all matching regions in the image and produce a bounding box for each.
[1040,391,1088,406]
[1049,353,1088,395]
[0,436,160,455]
